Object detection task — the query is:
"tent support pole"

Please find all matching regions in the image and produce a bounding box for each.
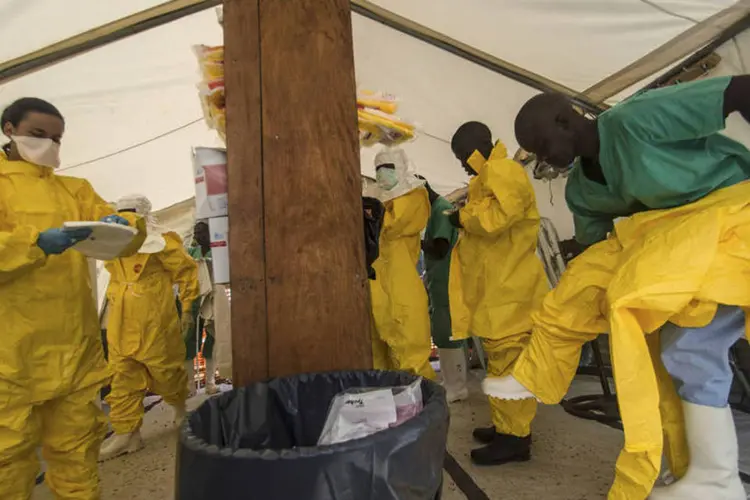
[642,14,750,92]
[224,0,372,385]
[584,6,750,103]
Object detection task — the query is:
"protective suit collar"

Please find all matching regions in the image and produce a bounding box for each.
[0,153,54,177]
[466,141,508,175]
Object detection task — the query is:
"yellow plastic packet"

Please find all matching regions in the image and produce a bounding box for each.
[193,45,224,64]
[357,89,399,115]
[359,122,384,147]
[358,108,416,147]
[193,45,224,83]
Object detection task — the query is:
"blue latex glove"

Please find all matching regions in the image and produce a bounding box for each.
[101,215,130,226]
[37,227,92,255]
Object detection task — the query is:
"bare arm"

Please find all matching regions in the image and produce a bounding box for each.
[723,75,750,122]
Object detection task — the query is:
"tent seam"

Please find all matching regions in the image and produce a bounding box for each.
[638,0,700,25]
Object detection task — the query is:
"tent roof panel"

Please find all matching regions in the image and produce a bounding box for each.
[369,0,730,90]
[0,8,223,210]
[0,0,165,62]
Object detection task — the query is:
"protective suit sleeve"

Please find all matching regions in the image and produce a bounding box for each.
[613,76,730,143]
[573,212,614,247]
[381,188,430,239]
[160,232,199,310]
[0,222,47,284]
[71,178,147,256]
[428,210,455,244]
[459,158,529,238]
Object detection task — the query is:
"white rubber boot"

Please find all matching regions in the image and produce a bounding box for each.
[439,348,469,403]
[99,431,144,461]
[205,358,219,395]
[650,402,745,500]
[185,360,196,398]
[482,375,536,401]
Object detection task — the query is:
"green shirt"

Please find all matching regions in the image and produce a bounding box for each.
[565,76,750,246]
[187,245,212,317]
[424,196,459,307]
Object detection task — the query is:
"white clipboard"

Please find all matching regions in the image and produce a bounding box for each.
[64,221,138,261]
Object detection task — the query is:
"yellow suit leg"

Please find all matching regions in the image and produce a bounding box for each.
[42,383,108,500]
[145,321,188,409]
[484,336,537,437]
[0,396,41,500]
[107,354,149,435]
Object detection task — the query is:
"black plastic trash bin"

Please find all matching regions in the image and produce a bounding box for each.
[176,370,449,500]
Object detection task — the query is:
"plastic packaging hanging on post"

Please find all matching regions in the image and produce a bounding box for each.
[176,371,449,500]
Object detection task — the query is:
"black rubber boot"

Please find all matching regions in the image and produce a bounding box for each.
[472,426,496,444]
[470,433,531,466]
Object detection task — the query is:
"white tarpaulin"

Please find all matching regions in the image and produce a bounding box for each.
[1,1,748,240]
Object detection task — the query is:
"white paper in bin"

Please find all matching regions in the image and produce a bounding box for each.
[193,147,228,219]
[209,216,230,284]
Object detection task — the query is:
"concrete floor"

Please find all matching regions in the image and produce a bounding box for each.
[34,375,624,499]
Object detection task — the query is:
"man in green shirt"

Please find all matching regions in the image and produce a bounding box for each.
[418,176,468,403]
[513,75,750,499]
[184,221,218,395]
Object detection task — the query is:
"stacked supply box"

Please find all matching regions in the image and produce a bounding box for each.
[193,147,229,284]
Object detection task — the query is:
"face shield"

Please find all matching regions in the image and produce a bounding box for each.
[514,149,572,181]
[372,147,425,203]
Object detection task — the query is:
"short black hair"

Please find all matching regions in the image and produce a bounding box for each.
[451,121,492,157]
[514,93,569,149]
[1,97,64,129]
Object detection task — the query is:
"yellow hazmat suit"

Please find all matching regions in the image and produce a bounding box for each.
[510,180,750,499]
[449,141,548,437]
[0,155,144,499]
[370,186,436,379]
[105,232,198,434]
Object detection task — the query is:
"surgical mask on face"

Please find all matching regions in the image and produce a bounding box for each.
[11,135,61,169]
[376,168,399,190]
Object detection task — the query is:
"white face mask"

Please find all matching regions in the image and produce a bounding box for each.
[11,135,61,169]
[376,168,399,190]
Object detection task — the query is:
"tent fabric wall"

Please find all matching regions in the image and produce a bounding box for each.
[0,0,746,241]
[367,0,736,92]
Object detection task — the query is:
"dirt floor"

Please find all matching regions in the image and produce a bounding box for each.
[34,375,625,499]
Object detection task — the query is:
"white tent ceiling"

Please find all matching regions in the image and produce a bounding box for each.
[1,0,748,240]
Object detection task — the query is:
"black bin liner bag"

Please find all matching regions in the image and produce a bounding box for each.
[176,370,449,500]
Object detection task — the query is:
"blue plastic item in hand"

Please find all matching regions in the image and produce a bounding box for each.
[101,215,129,226]
[37,227,92,255]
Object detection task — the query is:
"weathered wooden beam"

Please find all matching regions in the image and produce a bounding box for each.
[225,0,372,385]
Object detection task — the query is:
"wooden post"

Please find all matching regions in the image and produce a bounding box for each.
[224,0,372,386]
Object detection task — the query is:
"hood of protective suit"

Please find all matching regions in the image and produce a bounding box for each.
[116,194,167,254]
[372,147,426,203]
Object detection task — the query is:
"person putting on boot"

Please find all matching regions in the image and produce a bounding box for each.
[447,121,548,466]
[503,75,750,500]
[417,175,469,404]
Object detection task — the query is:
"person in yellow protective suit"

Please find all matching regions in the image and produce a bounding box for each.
[503,76,750,500]
[448,121,548,466]
[483,181,750,500]
[99,194,198,461]
[0,98,145,500]
[369,147,436,380]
